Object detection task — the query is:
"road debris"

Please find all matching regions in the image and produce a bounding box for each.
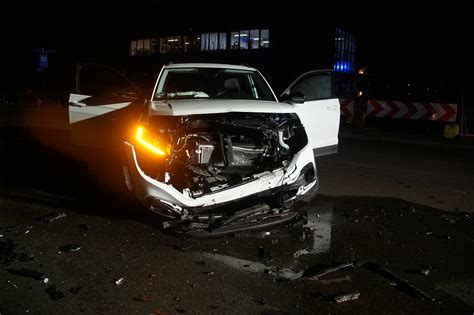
[7,268,49,283]
[293,248,311,258]
[58,244,82,253]
[426,232,451,240]
[334,292,360,303]
[133,295,157,302]
[418,265,436,276]
[318,276,351,284]
[7,280,18,289]
[45,285,64,301]
[42,212,67,223]
[441,215,458,224]
[115,277,124,285]
[365,262,437,301]
[307,262,354,281]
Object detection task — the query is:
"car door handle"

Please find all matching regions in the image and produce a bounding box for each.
[326,105,338,111]
[69,101,86,107]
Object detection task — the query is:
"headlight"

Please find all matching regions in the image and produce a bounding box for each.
[135,126,171,157]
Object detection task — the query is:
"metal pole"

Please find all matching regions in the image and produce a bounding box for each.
[462,87,469,134]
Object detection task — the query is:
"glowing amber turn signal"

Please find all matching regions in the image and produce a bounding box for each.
[136,126,170,156]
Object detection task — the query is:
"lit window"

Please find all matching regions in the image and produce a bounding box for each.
[209,33,218,51]
[231,32,239,49]
[136,40,144,54]
[160,38,167,54]
[260,29,269,48]
[201,33,209,51]
[166,36,182,53]
[144,39,151,51]
[219,33,227,50]
[130,38,157,56]
[130,40,137,56]
[183,35,190,52]
[239,30,249,49]
[249,29,259,49]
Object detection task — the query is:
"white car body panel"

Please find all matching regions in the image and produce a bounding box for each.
[292,98,340,149]
[148,99,296,116]
[68,93,131,124]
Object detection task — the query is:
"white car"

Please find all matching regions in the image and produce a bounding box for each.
[68,63,340,236]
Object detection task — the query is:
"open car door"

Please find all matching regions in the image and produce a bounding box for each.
[68,63,143,149]
[281,70,340,157]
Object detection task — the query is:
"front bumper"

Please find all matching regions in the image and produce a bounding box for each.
[122,141,318,218]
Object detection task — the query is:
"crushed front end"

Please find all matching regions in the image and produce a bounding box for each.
[122,112,318,235]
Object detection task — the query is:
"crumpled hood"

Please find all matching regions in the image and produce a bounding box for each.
[148,99,297,116]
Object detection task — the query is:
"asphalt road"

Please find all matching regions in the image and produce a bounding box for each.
[1,127,473,314]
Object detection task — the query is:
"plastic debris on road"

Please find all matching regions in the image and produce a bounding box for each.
[7,268,49,283]
[334,292,360,303]
[42,212,67,223]
[58,244,82,253]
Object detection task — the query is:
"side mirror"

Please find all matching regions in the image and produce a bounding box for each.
[281,91,305,104]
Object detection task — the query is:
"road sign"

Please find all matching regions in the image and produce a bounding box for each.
[38,54,48,69]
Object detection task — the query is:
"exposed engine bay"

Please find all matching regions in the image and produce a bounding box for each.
[136,113,308,197]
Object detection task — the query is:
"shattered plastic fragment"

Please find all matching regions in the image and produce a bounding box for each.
[58,244,82,253]
[418,265,436,276]
[7,268,49,283]
[334,292,360,303]
[43,212,67,223]
[308,263,354,281]
[293,248,311,258]
[7,280,18,289]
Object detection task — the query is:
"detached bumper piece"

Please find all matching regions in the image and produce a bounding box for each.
[168,203,298,237]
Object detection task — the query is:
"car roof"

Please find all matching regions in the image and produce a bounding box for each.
[163,63,257,71]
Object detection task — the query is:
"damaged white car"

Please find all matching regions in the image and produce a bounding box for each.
[69,63,340,236]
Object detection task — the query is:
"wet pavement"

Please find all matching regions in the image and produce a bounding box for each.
[1,127,474,313]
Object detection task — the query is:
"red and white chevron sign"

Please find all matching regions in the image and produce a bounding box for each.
[367,100,457,122]
[339,98,354,116]
[339,99,458,122]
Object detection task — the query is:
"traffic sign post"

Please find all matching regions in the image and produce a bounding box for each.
[33,48,56,106]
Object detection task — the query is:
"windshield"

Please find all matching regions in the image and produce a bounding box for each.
[154,68,276,101]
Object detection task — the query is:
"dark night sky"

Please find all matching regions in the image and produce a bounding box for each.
[0,1,471,95]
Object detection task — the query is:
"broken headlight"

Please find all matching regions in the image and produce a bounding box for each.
[135,126,171,157]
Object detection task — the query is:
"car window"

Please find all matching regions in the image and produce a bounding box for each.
[79,64,140,100]
[154,68,275,101]
[289,74,332,101]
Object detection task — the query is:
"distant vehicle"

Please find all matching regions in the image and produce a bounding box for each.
[68,63,340,236]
